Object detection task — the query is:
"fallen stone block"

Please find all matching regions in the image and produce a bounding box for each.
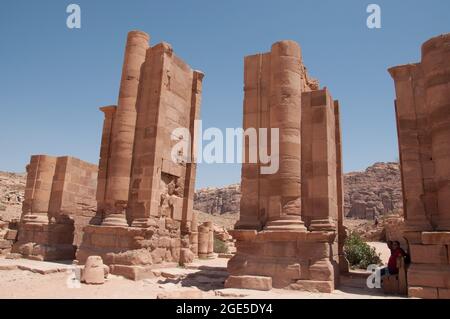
[224,275,272,291]
[289,280,334,293]
[110,264,155,281]
[408,286,438,299]
[81,256,106,284]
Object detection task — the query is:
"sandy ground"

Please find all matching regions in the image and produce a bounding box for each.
[367,241,391,264]
[0,255,404,299]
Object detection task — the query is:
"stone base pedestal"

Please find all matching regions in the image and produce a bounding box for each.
[76,218,192,280]
[407,231,450,299]
[226,229,337,292]
[12,222,76,261]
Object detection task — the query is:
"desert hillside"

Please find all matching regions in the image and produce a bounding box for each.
[194,162,403,219]
[0,171,25,221]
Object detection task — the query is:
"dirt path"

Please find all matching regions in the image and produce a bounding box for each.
[0,257,403,299]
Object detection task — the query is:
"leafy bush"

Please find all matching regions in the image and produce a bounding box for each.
[214,237,228,254]
[344,231,382,269]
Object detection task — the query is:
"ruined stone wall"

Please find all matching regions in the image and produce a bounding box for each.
[48,157,97,245]
[13,155,97,260]
[128,43,202,228]
[389,33,450,299]
[227,40,345,293]
[77,31,203,278]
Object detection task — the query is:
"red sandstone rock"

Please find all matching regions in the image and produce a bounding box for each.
[408,286,438,299]
[81,256,107,285]
[225,275,272,291]
[409,244,448,264]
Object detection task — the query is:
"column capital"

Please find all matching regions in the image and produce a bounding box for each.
[388,63,419,80]
[99,105,117,116]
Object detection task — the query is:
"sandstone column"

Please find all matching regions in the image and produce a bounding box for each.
[198,223,209,258]
[300,89,337,231]
[127,43,172,227]
[95,106,117,225]
[206,221,214,258]
[422,34,450,230]
[334,101,349,272]
[236,53,271,230]
[181,70,204,231]
[389,64,433,232]
[190,211,199,257]
[102,31,149,226]
[265,41,305,231]
[21,155,58,224]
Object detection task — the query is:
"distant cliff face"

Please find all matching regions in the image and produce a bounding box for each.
[194,184,241,215]
[344,162,403,219]
[0,171,26,221]
[194,162,403,219]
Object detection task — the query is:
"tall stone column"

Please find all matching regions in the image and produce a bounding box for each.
[127,43,172,227]
[422,34,450,230]
[389,64,433,232]
[181,70,204,231]
[265,41,305,231]
[189,211,199,257]
[236,53,271,230]
[102,31,149,226]
[300,89,337,231]
[334,101,349,272]
[94,105,117,225]
[21,155,57,224]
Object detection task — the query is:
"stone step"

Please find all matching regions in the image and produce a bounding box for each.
[0,258,72,274]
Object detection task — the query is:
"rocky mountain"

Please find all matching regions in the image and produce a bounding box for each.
[194,184,241,215]
[344,162,402,219]
[194,162,403,220]
[0,171,25,221]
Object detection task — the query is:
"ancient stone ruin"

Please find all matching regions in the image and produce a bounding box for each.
[76,31,205,280]
[389,33,450,299]
[12,155,97,260]
[226,40,347,292]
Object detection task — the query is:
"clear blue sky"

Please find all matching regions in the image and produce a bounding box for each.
[0,0,449,188]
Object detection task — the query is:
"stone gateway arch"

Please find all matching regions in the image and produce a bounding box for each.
[9,29,450,298]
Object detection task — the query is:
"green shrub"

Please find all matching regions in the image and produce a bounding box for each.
[344,231,382,269]
[214,237,228,254]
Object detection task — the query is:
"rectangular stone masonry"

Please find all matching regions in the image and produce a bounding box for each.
[228,40,345,293]
[409,244,448,264]
[13,155,97,260]
[76,31,204,276]
[422,232,450,245]
[409,286,438,299]
[407,264,450,289]
[225,275,272,291]
[389,33,450,299]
